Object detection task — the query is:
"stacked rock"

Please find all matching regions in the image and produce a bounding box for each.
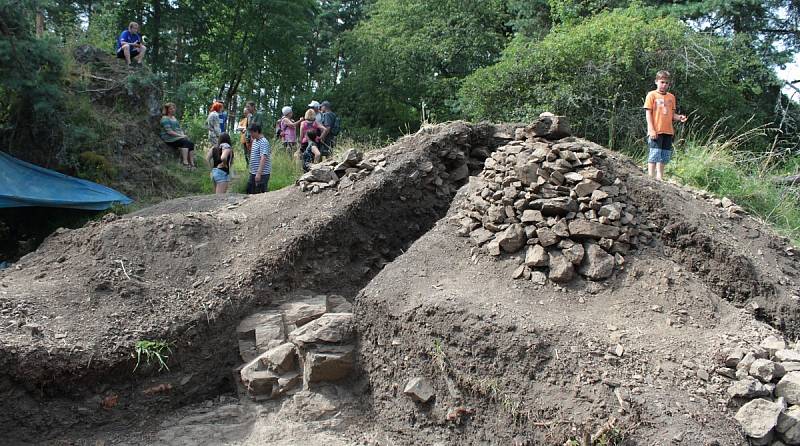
[455,115,643,283]
[237,294,355,400]
[297,149,388,194]
[722,336,800,445]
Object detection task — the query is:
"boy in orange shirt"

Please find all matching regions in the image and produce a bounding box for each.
[644,70,688,180]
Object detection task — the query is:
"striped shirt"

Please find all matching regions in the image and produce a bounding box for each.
[249,137,271,175]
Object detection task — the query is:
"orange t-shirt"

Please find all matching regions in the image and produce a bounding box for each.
[643,90,676,135]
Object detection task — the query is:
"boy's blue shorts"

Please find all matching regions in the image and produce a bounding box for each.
[648,134,673,164]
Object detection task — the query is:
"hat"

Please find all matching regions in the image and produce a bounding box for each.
[320,101,332,109]
[308,100,320,108]
[281,106,293,116]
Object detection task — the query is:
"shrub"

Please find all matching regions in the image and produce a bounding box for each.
[459,5,781,150]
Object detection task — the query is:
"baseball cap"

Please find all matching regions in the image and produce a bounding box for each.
[320,101,331,108]
[308,100,320,108]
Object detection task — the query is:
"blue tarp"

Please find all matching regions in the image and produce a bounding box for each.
[0,151,132,210]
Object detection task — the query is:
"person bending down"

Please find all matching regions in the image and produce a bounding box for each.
[302,129,321,172]
[208,133,233,194]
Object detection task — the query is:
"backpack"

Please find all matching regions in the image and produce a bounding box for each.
[329,112,342,136]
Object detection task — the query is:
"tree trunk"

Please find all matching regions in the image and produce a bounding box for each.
[35,11,45,37]
[150,0,162,69]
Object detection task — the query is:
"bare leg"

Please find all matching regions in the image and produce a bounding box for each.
[312,146,321,163]
[136,46,147,64]
[122,44,132,65]
[656,163,665,181]
[216,182,228,194]
[647,162,656,178]
[180,147,189,165]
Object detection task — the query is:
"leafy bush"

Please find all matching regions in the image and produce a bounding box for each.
[459,5,781,150]
[77,151,116,183]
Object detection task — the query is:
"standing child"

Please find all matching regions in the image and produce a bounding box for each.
[643,70,688,181]
[247,124,271,194]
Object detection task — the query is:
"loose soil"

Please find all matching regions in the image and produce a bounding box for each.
[0,121,797,445]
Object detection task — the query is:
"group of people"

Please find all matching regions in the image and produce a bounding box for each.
[274,100,340,171]
[158,98,340,197]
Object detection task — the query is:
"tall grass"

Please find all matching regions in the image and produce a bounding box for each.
[662,120,800,243]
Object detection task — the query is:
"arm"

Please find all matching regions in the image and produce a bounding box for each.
[318,123,329,140]
[672,112,688,123]
[255,152,267,183]
[645,109,656,139]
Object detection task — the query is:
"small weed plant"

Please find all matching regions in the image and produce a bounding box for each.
[134,339,173,372]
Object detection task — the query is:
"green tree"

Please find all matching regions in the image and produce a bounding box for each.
[0,0,66,166]
[334,0,512,133]
[459,6,782,149]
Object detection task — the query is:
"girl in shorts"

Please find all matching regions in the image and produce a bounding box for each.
[208,133,234,194]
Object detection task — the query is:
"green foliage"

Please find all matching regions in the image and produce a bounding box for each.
[335,0,512,134]
[77,151,116,182]
[133,339,172,372]
[0,1,66,158]
[668,123,800,243]
[459,5,782,149]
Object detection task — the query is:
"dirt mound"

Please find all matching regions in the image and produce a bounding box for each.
[1,120,799,445]
[353,124,800,444]
[0,121,507,442]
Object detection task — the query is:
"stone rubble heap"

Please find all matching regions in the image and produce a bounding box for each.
[455,114,651,283]
[297,149,388,194]
[723,335,800,445]
[236,294,355,400]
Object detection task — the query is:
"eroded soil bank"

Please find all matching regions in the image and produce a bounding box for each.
[1,121,798,445]
[0,121,512,443]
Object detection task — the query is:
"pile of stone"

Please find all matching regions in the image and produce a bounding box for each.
[454,114,647,283]
[722,335,800,445]
[236,294,355,400]
[297,149,388,194]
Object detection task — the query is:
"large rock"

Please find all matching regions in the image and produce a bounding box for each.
[574,180,601,198]
[524,245,549,267]
[761,336,787,356]
[289,313,355,347]
[548,252,575,283]
[750,359,783,383]
[525,114,571,140]
[777,350,800,363]
[578,244,615,280]
[728,377,772,399]
[497,224,526,253]
[300,165,338,184]
[240,358,279,396]
[562,243,585,265]
[470,227,495,246]
[327,295,353,313]
[778,405,800,445]
[303,345,355,384]
[237,311,285,352]
[279,295,328,327]
[536,228,559,247]
[531,198,578,217]
[404,377,435,403]
[261,342,297,374]
[568,220,620,240]
[515,162,539,185]
[735,398,784,440]
[777,372,800,405]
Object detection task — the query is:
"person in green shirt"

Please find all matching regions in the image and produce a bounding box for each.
[159,102,196,168]
[243,101,264,157]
